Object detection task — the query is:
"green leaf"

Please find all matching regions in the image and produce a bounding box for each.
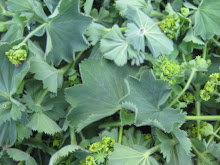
[85,22,108,46]
[49,145,89,165]
[65,59,139,132]
[1,15,25,42]
[100,24,139,66]
[6,0,34,12]
[125,6,174,57]
[6,148,37,165]
[29,41,63,93]
[16,123,32,142]
[122,71,185,132]
[108,143,159,165]
[115,0,148,17]
[122,127,152,149]
[120,108,135,126]
[0,120,16,147]
[45,0,92,65]
[90,7,113,27]
[208,142,220,160]
[0,41,30,121]
[83,0,94,15]
[27,112,61,135]
[43,0,60,13]
[183,27,205,45]
[156,129,192,165]
[193,0,220,39]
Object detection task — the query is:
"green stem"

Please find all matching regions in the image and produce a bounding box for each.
[160,1,166,8]
[181,52,186,63]
[35,89,48,105]
[150,10,163,18]
[167,69,196,108]
[207,124,220,146]
[192,144,210,165]
[119,27,128,32]
[211,38,220,47]
[72,51,84,69]
[211,132,220,140]
[80,132,85,141]
[186,116,220,121]
[195,85,201,140]
[0,91,10,99]
[59,62,73,74]
[98,121,121,129]
[70,127,76,145]
[22,23,47,43]
[144,144,161,157]
[202,43,207,59]
[118,126,123,144]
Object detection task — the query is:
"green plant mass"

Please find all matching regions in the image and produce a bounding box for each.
[0,0,220,164]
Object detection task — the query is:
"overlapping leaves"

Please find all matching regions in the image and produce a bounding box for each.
[122,71,185,132]
[65,59,139,132]
[45,0,92,65]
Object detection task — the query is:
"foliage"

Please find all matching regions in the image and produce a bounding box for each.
[0,0,220,164]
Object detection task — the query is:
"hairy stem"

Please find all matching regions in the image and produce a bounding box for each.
[144,144,161,157]
[167,69,196,108]
[59,62,73,74]
[202,43,207,59]
[35,89,48,105]
[192,144,210,165]
[72,51,84,69]
[211,132,220,140]
[150,10,163,18]
[22,23,47,43]
[207,122,220,145]
[119,27,129,32]
[181,52,186,63]
[80,132,85,141]
[186,116,220,121]
[70,127,77,145]
[195,85,201,140]
[118,126,123,144]
[211,38,220,47]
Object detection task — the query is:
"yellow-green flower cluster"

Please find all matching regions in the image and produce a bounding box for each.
[159,14,180,39]
[180,7,190,17]
[84,137,115,165]
[188,121,213,138]
[5,46,28,65]
[153,56,184,85]
[200,73,220,101]
[180,92,196,104]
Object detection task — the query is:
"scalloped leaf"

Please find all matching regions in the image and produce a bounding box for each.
[193,0,220,40]
[100,24,142,66]
[29,41,63,94]
[0,41,30,122]
[122,71,185,132]
[26,112,61,135]
[0,120,16,147]
[108,143,159,165]
[6,148,37,165]
[49,145,89,165]
[125,6,174,57]
[115,0,148,17]
[45,0,92,65]
[156,129,192,165]
[65,59,139,132]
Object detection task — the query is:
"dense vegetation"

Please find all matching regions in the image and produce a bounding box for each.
[0,0,220,164]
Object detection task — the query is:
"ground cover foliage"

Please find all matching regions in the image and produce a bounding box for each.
[0,0,220,164]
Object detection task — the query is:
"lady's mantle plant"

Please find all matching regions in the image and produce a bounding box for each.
[0,0,220,165]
